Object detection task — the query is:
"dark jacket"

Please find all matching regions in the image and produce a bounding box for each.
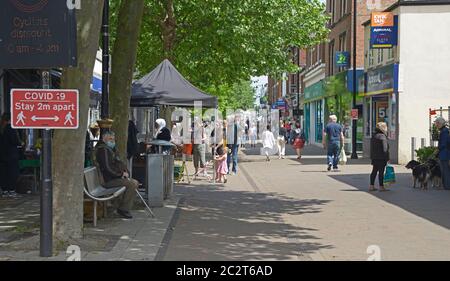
[0,124,21,162]
[156,127,171,142]
[370,129,390,161]
[279,127,288,141]
[95,140,127,183]
[438,126,450,161]
[127,120,139,159]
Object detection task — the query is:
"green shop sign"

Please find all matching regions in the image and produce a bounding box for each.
[304,80,325,103]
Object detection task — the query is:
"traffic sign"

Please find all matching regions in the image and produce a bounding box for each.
[351,109,359,120]
[11,89,79,129]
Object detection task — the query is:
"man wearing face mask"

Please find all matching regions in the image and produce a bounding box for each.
[95,131,138,219]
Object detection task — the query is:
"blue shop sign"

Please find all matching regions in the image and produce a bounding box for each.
[366,64,398,95]
[370,16,398,49]
[335,52,350,67]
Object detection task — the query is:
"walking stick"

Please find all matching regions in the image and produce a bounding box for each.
[135,189,156,218]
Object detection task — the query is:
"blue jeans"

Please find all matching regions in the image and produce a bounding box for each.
[440,160,450,189]
[327,141,340,169]
[227,145,239,174]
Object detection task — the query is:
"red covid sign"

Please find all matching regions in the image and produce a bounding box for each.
[11,89,79,129]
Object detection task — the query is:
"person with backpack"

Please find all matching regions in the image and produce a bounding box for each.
[435,117,450,190]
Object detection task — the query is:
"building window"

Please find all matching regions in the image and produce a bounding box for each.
[331,0,335,23]
[369,49,374,67]
[329,40,335,75]
[317,45,321,63]
[338,32,346,72]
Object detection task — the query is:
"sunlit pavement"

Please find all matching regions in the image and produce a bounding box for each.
[161,144,450,261]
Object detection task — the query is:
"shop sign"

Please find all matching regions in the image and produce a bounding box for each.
[366,64,395,95]
[0,1,77,68]
[370,12,397,49]
[304,80,325,103]
[335,52,350,67]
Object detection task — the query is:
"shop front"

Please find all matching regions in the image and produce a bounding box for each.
[362,63,399,163]
[304,80,326,146]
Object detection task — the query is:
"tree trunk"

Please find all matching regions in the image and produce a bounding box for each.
[110,0,146,161]
[53,1,105,241]
[161,0,177,61]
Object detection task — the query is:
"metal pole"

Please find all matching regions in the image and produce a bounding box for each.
[40,70,53,257]
[421,138,426,148]
[101,0,110,121]
[351,0,358,159]
[411,137,416,161]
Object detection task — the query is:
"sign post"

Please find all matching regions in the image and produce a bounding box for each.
[41,70,52,257]
[2,1,78,258]
[11,87,79,257]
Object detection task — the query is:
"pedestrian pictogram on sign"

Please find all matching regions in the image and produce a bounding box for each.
[11,89,79,129]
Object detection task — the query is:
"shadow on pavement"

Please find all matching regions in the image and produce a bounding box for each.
[163,183,334,260]
[329,172,450,231]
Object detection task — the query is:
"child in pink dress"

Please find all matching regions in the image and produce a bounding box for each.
[215,145,228,183]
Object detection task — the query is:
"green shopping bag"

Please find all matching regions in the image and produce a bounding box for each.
[383,165,396,185]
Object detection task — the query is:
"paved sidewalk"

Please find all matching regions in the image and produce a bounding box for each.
[161,144,450,261]
[0,195,180,261]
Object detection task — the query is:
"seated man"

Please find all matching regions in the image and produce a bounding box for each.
[95,131,138,219]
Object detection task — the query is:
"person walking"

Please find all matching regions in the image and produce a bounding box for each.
[323,115,344,171]
[435,117,450,190]
[227,117,240,175]
[292,122,305,160]
[0,113,22,198]
[285,121,292,144]
[214,145,228,183]
[249,123,257,148]
[277,123,287,159]
[262,125,276,162]
[193,118,207,177]
[369,122,390,192]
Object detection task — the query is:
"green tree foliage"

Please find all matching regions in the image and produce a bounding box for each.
[207,80,256,113]
[325,75,352,123]
[135,0,329,87]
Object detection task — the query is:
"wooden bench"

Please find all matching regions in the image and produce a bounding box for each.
[83,167,126,227]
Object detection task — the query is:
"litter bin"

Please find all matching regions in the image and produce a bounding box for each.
[145,140,175,207]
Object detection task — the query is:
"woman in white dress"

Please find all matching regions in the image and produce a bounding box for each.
[262,125,276,162]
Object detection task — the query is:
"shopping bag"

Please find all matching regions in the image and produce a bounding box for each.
[339,147,347,165]
[383,165,396,185]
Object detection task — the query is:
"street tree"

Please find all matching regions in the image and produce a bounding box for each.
[52,1,105,241]
[109,0,328,152]
[109,0,146,160]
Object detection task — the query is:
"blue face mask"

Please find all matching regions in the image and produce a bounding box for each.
[106,141,116,149]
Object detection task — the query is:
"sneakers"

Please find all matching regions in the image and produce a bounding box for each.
[327,164,332,171]
[117,209,133,219]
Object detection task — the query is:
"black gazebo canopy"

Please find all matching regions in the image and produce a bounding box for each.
[131,59,217,108]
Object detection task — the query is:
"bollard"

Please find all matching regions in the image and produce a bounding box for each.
[411,137,416,161]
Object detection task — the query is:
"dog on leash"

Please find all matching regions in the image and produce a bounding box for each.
[425,158,442,189]
[405,160,430,190]
[405,159,442,190]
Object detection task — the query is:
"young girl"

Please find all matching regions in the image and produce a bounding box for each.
[215,144,228,183]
